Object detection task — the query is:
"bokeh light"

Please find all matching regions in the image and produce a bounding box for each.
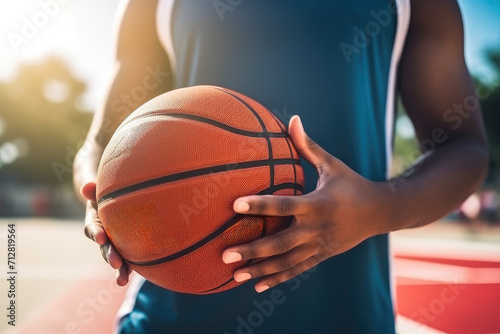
[0,142,19,165]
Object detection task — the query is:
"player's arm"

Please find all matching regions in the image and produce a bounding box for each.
[386,0,488,228]
[74,0,171,285]
[74,0,170,194]
[222,0,488,293]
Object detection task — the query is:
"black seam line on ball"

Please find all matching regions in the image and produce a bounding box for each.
[97,158,301,206]
[266,110,299,197]
[214,88,275,188]
[153,113,288,138]
[115,111,288,138]
[201,276,235,294]
[199,259,254,294]
[126,182,304,267]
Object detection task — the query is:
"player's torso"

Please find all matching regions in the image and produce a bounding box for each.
[157,0,400,186]
[117,1,404,333]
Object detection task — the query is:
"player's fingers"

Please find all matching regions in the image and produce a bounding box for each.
[84,201,108,245]
[83,222,93,240]
[84,222,108,245]
[91,224,108,245]
[80,182,97,202]
[254,255,324,293]
[116,263,131,286]
[100,243,123,269]
[288,115,338,173]
[223,227,308,263]
[232,244,317,282]
[233,194,307,216]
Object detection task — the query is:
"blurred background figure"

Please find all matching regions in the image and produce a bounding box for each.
[479,187,500,223]
[460,193,482,230]
[459,189,500,230]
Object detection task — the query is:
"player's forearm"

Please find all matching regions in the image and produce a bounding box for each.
[73,66,121,203]
[73,59,171,202]
[73,141,103,203]
[73,63,133,203]
[383,136,488,232]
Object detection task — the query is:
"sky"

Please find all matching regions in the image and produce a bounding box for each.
[460,0,500,83]
[0,0,499,111]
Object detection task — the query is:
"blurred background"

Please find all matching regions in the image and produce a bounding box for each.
[0,1,499,333]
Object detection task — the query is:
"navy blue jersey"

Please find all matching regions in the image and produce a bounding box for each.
[116,1,411,333]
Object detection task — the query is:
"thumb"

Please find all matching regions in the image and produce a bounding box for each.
[80,182,97,203]
[288,115,333,169]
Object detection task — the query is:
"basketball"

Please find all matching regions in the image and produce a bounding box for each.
[96,85,304,294]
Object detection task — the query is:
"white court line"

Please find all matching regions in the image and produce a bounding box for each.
[396,315,448,334]
[394,258,500,285]
[0,265,111,279]
[392,237,500,262]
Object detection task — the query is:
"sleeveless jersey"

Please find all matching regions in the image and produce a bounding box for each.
[116,1,411,333]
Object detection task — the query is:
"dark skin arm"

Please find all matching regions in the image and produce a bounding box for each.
[74,0,169,285]
[223,0,489,293]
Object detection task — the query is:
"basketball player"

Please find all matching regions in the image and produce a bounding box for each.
[74,0,488,332]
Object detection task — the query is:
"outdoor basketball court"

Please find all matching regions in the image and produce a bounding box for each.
[1,218,499,334]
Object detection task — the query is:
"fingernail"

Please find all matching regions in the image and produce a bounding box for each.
[235,272,252,282]
[296,116,305,133]
[223,251,242,264]
[234,200,250,213]
[256,285,269,293]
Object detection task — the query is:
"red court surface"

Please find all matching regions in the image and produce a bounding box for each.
[2,220,500,334]
[393,237,500,334]
[6,277,126,334]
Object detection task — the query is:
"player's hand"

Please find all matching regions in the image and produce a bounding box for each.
[81,182,131,286]
[223,115,393,293]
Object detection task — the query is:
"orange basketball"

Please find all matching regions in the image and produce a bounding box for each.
[96,85,304,294]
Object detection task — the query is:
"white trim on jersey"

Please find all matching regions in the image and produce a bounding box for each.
[387,0,412,318]
[385,0,411,180]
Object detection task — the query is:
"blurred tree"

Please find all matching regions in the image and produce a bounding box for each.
[391,99,419,177]
[0,57,92,185]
